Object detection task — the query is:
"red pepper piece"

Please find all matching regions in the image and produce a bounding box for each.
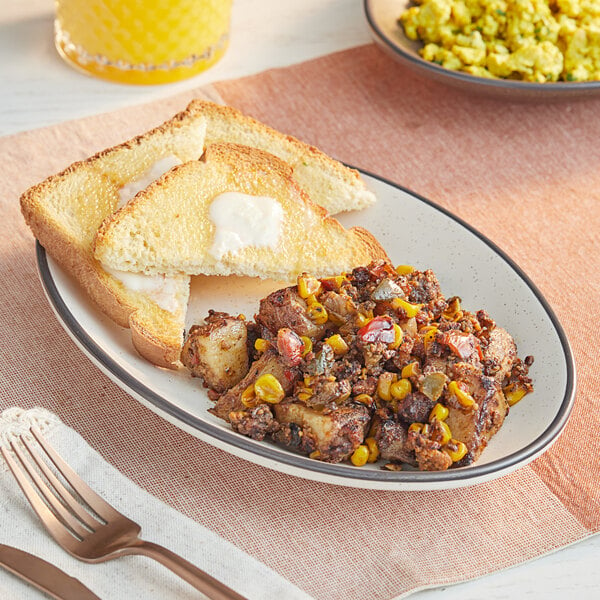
[368,262,396,280]
[320,278,339,291]
[358,316,395,344]
[439,331,482,361]
[277,328,304,366]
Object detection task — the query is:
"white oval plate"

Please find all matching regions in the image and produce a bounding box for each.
[365,0,600,100]
[36,171,575,490]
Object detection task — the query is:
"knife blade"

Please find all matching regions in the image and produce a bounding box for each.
[0,544,101,600]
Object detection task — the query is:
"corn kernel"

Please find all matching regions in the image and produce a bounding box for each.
[443,297,463,321]
[254,374,285,404]
[254,338,269,352]
[297,274,321,299]
[322,275,346,290]
[377,373,396,401]
[395,264,415,275]
[307,302,328,325]
[305,294,318,306]
[392,297,423,318]
[355,313,371,327]
[354,393,374,406]
[241,384,256,408]
[448,380,476,409]
[350,444,369,466]
[309,450,321,460]
[444,439,468,462]
[422,326,439,350]
[434,420,452,445]
[389,323,404,349]
[503,383,528,406]
[229,410,245,422]
[429,402,449,422]
[409,422,431,438]
[365,437,379,463]
[401,361,420,378]
[326,334,349,355]
[390,378,412,400]
[301,336,313,356]
[298,391,313,402]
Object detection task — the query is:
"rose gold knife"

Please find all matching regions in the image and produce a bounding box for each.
[0,544,101,599]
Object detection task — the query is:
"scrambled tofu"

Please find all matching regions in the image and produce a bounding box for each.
[399,0,600,82]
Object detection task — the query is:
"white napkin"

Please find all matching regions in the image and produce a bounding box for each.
[0,407,313,600]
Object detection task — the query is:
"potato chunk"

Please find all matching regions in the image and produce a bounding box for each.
[446,363,508,465]
[181,311,249,393]
[273,402,370,462]
[211,348,300,420]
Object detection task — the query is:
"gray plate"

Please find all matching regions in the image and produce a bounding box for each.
[364,0,600,100]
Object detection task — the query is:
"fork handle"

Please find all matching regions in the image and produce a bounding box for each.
[129,540,247,600]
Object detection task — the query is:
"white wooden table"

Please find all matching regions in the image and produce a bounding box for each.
[1,1,598,598]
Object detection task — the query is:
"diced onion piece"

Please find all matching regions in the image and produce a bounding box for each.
[421,372,447,402]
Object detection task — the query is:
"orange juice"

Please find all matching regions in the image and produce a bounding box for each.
[54,0,232,85]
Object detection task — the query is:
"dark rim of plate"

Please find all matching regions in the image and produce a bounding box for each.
[36,171,576,485]
[363,0,600,93]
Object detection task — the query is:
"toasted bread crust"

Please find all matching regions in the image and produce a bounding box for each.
[202,141,295,179]
[20,104,206,367]
[129,313,182,368]
[349,226,389,264]
[187,100,376,214]
[20,166,134,328]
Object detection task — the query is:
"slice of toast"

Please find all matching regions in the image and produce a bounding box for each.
[94,143,388,279]
[187,100,376,215]
[21,100,379,369]
[20,106,208,368]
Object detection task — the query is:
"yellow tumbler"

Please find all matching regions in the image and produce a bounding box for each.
[54,0,232,85]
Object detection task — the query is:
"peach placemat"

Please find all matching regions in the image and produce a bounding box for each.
[1,45,598,599]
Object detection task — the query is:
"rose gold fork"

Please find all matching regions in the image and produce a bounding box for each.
[1,427,247,600]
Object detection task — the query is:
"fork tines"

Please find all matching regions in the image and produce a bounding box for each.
[2,427,248,598]
[1,428,110,541]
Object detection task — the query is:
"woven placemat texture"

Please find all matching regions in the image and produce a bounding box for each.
[1,45,598,600]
